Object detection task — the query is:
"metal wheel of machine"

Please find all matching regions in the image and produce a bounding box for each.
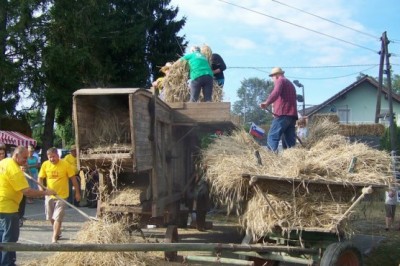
[320,242,363,266]
[164,225,178,261]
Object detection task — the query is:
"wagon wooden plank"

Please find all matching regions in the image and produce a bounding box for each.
[242,174,387,188]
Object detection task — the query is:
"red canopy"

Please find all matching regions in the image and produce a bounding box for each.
[0,131,37,147]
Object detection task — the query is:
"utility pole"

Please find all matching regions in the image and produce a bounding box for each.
[375,32,397,177]
[383,32,396,155]
[375,32,396,151]
[375,32,386,123]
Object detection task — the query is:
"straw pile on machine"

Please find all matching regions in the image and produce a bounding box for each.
[25,218,161,266]
[202,119,392,239]
[162,44,223,103]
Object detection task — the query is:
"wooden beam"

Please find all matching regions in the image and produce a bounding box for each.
[242,174,386,188]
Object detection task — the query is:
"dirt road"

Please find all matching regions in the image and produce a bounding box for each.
[17,200,243,265]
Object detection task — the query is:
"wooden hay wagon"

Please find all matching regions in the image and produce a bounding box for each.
[73,88,238,233]
[238,174,386,266]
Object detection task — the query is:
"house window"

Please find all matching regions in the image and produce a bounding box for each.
[337,107,350,124]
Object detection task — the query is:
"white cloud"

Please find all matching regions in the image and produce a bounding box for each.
[169,0,399,105]
[224,37,257,50]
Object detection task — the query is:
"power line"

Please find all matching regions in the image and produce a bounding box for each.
[229,64,380,70]
[228,65,380,80]
[286,65,377,80]
[271,0,380,40]
[217,0,379,54]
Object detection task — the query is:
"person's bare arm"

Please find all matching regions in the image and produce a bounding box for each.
[71,176,81,202]
[22,187,56,198]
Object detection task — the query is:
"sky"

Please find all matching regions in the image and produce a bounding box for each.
[169,0,400,108]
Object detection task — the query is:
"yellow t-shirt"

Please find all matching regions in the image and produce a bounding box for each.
[39,159,76,199]
[0,158,29,213]
[63,154,78,174]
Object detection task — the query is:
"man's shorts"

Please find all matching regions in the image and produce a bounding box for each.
[45,197,67,222]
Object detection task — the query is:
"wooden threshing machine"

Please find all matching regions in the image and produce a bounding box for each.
[73,88,238,229]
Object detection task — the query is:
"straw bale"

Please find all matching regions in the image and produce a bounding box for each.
[89,109,130,145]
[202,130,264,212]
[163,60,190,103]
[25,218,160,266]
[108,188,143,206]
[339,123,386,137]
[202,122,393,237]
[241,189,352,239]
[311,113,340,124]
[304,117,340,148]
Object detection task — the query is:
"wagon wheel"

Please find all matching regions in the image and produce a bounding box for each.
[164,225,178,261]
[320,242,363,266]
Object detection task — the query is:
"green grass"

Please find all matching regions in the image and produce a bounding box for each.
[346,198,400,265]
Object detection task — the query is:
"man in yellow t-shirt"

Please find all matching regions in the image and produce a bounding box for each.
[63,144,80,207]
[38,147,81,243]
[0,146,55,265]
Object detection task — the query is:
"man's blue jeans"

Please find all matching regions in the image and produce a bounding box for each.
[0,213,20,266]
[267,116,297,152]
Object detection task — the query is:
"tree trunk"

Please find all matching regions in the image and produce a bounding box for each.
[0,0,7,126]
[41,101,56,162]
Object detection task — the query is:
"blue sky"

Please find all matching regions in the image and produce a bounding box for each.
[169,0,400,107]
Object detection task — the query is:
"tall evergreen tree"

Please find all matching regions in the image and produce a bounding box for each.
[39,0,186,152]
[2,1,187,152]
[0,0,23,120]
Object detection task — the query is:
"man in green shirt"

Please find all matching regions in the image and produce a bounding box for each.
[180,46,214,102]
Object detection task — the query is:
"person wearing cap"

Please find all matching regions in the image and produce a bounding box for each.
[260,67,298,151]
[0,146,56,264]
[63,145,81,207]
[152,62,172,100]
[179,46,214,102]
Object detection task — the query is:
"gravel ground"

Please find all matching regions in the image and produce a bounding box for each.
[16,199,243,265]
[17,198,98,264]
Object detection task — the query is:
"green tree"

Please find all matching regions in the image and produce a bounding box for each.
[390,74,400,94]
[2,1,187,152]
[26,109,44,147]
[380,122,400,153]
[0,0,27,121]
[38,0,186,152]
[232,78,273,125]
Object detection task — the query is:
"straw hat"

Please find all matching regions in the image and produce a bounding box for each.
[269,67,285,77]
[160,62,173,73]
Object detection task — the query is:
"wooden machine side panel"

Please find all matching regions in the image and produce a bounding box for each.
[171,102,232,123]
[73,95,97,150]
[151,98,175,216]
[132,94,153,171]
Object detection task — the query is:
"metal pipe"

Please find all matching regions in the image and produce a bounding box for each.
[0,243,319,254]
[184,255,254,266]
[23,172,98,221]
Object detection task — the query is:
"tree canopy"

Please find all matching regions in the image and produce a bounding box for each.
[1,0,187,152]
[232,77,273,125]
